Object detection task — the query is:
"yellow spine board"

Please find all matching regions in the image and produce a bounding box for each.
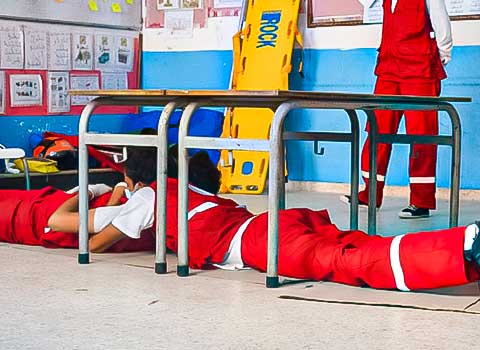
[219,0,301,194]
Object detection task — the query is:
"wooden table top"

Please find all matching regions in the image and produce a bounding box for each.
[68,89,472,103]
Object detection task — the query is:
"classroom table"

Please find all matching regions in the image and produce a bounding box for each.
[70,89,470,288]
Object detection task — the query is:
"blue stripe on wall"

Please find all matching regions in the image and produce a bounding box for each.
[142,46,480,189]
[142,50,233,89]
[0,115,128,156]
[4,46,477,189]
[141,46,480,189]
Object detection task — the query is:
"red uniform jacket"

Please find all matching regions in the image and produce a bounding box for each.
[153,179,254,269]
[375,0,446,81]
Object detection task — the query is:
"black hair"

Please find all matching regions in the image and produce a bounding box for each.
[125,147,157,185]
[167,145,221,194]
[123,128,158,184]
[140,127,157,135]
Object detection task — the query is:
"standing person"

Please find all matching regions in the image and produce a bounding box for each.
[342,0,452,218]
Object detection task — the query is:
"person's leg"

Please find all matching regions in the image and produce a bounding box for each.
[47,184,116,233]
[357,78,403,207]
[47,195,97,233]
[0,189,30,243]
[241,209,479,290]
[400,80,440,215]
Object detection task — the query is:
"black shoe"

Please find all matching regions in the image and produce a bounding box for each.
[339,195,379,210]
[464,221,480,265]
[398,205,430,219]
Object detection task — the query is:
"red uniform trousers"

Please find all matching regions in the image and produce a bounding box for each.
[359,78,441,208]
[241,208,478,290]
[160,179,478,290]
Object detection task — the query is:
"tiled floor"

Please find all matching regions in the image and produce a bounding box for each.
[1,188,480,349]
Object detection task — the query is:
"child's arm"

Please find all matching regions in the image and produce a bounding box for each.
[88,224,126,253]
[106,182,128,206]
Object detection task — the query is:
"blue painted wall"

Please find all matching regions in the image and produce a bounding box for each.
[3,46,478,189]
[0,114,128,156]
[141,46,480,189]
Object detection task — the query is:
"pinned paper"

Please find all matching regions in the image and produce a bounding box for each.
[111,2,122,12]
[126,0,134,4]
[88,0,99,12]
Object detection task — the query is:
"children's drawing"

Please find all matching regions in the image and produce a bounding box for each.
[72,33,93,70]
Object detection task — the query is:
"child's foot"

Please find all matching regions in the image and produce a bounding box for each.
[464,221,480,265]
[339,195,379,210]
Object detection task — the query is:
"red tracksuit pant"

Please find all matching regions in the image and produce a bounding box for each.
[359,78,441,208]
[240,209,478,290]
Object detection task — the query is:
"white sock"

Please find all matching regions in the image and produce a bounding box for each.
[87,184,112,198]
[65,184,112,199]
[464,224,479,252]
[65,185,79,194]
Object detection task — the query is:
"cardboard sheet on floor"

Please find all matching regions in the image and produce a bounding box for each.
[90,251,480,314]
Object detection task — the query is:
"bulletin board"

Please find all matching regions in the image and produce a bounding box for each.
[308,0,480,27]
[0,20,140,116]
[0,0,142,31]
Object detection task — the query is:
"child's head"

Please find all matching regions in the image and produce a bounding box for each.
[167,144,221,194]
[124,147,157,189]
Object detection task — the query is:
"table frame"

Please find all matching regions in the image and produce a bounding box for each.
[72,89,468,288]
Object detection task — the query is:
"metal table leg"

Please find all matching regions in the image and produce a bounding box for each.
[155,100,185,274]
[78,99,102,264]
[345,109,360,231]
[177,102,202,277]
[267,101,298,288]
[443,104,462,227]
[365,110,378,235]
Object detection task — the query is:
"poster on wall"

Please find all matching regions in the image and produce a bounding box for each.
[181,0,202,9]
[0,30,24,69]
[0,71,5,114]
[115,35,134,71]
[48,32,72,71]
[9,74,43,107]
[47,71,70,113]
[24,30,48,70]
[94,33,115,71]
[157,0,180,9]
[164,10,194,37]
[101,72,128,90]
[70,74,99,106]
[212,0,242,8]
[72,33,93,70]
[363,0,383,23]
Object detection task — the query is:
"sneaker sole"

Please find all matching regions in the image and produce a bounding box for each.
[398,214,431,219]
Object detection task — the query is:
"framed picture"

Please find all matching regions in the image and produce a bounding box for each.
[9,74,43,107]
[181,0,202,9]
[157,0,180,10]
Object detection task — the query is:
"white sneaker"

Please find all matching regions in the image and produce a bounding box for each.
[339,195,379,211]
